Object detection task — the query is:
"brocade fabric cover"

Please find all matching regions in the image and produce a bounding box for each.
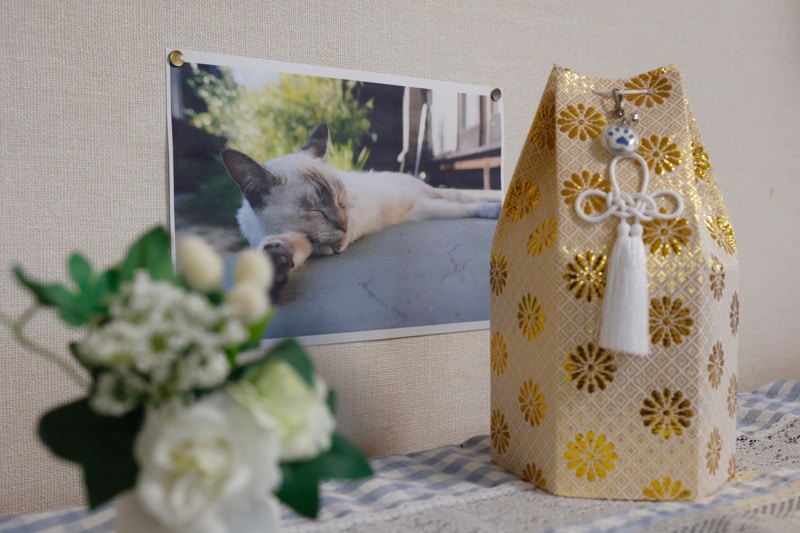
[489,65,739,500]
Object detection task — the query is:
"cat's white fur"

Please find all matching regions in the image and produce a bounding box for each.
[224,124,500,297]
[237,150,498,251]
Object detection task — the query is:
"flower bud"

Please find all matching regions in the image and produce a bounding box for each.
[176,236,224,293]
[234,249,274,290]
[225,281,269,324]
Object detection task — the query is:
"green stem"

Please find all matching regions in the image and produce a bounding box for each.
[0,306,90,390]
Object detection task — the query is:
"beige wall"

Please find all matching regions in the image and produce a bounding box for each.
[2,0,798,515]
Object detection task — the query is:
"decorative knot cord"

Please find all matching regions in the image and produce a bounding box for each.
[575,153,683,356]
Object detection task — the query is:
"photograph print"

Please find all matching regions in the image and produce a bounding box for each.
[167,50,503,345]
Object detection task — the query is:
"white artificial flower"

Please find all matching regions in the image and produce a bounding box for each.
[224,281,269,324]
[134,394,282,533]
[234,249,274,290]
[79,271,248,414]
[89,371,142,416]
[176,350,231,390]
[176,236,224,293]
[228,359,335,462]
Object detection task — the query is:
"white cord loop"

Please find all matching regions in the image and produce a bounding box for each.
[575,153,684,225]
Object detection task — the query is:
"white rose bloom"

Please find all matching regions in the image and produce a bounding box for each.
[176,236,224,293]
[224,282,269,324]
[228,359,335,462]
[234,249,274,290]
[134,394,282,533]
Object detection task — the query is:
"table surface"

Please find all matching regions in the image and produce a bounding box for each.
[2,380,800,533]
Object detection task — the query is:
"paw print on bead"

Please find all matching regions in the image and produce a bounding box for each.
[601,125,640,156]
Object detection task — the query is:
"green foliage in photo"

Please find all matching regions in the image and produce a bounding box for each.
[179,66,373,227]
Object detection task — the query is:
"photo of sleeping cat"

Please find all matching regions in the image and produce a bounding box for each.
[222,124,502,302]
[169,51,503,343]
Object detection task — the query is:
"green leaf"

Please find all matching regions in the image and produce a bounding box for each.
[275,463,320,519]
[245,307,275,347]
[264,338,313,386]
[313,433,373,480]
[13,267,89,326]
[119,227,176,285]
[327,389,337,415]
[68,342,94,371]
[14,267,73,308]
[38,399,142,508]
[58,303,89,327]
[276,433,372,518]
[68,254,92,289]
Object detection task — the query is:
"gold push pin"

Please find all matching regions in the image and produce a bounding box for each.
[168,50,185,67]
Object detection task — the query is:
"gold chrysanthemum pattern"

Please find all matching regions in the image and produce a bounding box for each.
[706,427,722,475]
[641,214,692,257]
[650,296,694,348]
[639,135,683,175]
[491,409,511,455]
[692,142,712,180]
[728,456,737,481]
[530,103,555,150]
[560,170,611,215]
[624,69,673,108]
[563,251,607,303]
[557,104,606,141]
[564,342,617,394]
[503,180,540,222]
[490,253,508,296]
[491,332,508,376]
[519,380,547,427]
[521,462,547,490]
[728,375,738,418]
[564,431,618,482]
[709,256,725,300]
[491,66,738,499]
[730,292,740,336]
[527,217,557,257]
[707,342,724,389]
[640,388,695,439]
[518,293,546,341]
[706,215,737,255]
[642,477,693,501]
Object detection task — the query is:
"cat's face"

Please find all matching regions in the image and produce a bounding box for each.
[222,125,349,251]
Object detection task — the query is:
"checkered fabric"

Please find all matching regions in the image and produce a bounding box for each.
[1,380,798,533]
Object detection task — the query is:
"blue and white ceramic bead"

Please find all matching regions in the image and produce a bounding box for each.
[601,124,640,156]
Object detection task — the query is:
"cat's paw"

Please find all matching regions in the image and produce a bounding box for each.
[261,241,294,302]
[477,202,502,219]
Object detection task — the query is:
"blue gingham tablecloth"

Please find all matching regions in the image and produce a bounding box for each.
[2,380,800,533]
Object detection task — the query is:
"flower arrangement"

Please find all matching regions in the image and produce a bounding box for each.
[1,227,372,532]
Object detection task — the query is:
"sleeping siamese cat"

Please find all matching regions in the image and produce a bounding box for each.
[221,124,501,300]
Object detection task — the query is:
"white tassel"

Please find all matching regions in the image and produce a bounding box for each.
[575,147,684,359]
[599,221,650,356]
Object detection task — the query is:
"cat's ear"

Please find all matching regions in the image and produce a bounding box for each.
[221,149,281,209]
[301,124,329,160]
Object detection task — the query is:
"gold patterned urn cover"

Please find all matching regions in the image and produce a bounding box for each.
[489,65,739,500]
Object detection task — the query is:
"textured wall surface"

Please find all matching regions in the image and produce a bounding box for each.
[1,0,798,515]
